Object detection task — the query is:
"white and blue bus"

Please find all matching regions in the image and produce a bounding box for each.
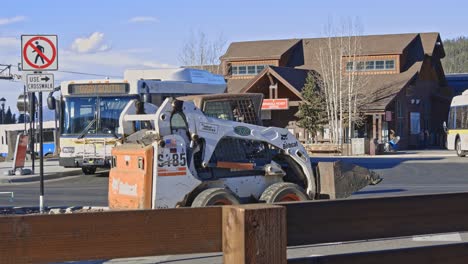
[446,90,468,157]
[0,121,56,158]
[51,68,226,174]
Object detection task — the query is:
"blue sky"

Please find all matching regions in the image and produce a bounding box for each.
[0,0,467,112]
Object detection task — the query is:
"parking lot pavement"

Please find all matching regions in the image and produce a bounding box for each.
[312,148,456,158]
[0,159,83,185]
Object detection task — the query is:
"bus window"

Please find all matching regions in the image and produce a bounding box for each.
[456,106,464,129]
[448,107,455,129]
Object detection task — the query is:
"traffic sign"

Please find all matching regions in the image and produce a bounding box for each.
[26,73,54,92]
[21,35,58,71]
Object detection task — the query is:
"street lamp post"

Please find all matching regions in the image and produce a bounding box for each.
[0,97,6,124]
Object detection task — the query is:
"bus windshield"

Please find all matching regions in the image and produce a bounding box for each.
[61,96,134,136]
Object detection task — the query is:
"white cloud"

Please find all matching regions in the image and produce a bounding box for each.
[0,37,19,48]
[126,48,153,53]
[0,16,26,26]
[61,49,173,69]
[128,16,158,23]
[54,49,174,83]
[71,32,111,53]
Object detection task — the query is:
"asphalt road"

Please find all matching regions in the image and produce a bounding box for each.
[0,170,109,207]
[2,149,468,263]
[2,149,468,207]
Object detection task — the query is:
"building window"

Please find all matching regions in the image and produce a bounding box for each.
[375,60,385,70]
[238,66,246,75]
[231,64,269,76]
[385,60,395,69]
[410,112,421,135]
[247,65,256,74]
[232,66,238,75]
[345,59,395,72]
[356,61,365,71]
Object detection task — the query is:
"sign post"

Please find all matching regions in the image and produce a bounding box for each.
[21,34,58,213]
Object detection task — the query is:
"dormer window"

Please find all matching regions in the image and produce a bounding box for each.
[385,60,395,69]
[346,59,396,72]
[376,61,385,70]
[231,64,271,76]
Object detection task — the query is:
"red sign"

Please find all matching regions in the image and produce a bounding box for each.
[262,99,289,110]
[13,134,29,169]
[21,35,58,71]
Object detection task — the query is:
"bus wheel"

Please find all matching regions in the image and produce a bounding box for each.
[260,182,309,203]
[191,188,240,207]
[456,138,466,157]
[82,167,97,175]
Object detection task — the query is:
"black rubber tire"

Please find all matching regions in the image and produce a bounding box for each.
[82,167,97,175]
[191,188,240,207]
[456,138,466,157]
[260,182,309,203]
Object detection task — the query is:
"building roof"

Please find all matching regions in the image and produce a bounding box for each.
[364,62,422,111]
[239,66,313,99]
[446,73,468,96]
[222,32,444,112]
[227,78,253,93]
[304,33,418,56]
[420,32,442,56]
[221,39,300,60]
[269,66,311,93]
[223,33,442,65]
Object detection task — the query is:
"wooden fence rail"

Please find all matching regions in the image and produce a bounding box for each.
[0,207,222,263]
[285,192,468,246]
[2,192,468,263]
[288,242,468,264]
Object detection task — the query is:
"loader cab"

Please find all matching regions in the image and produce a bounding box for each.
[178,93,264,126]
[170,111,190,144]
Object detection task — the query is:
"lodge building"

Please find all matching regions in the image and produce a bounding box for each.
[218,33,451,151]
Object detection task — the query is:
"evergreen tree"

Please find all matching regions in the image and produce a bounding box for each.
[297,72,328,139]
[4,107,13,124]
[442,36,468,73]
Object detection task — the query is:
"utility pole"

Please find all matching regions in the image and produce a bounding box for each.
[21,34,58,213]
[29,92,35,174]
[38,91,44,213]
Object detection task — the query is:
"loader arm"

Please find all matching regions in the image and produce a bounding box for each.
[151,98,317,198]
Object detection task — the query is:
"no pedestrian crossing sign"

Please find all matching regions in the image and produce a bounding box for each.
[26,73,54,92]
[21,35,58,71]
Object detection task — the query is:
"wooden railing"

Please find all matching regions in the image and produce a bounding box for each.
[2,192,468,263]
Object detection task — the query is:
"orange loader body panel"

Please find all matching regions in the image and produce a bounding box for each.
[108,144,154,209]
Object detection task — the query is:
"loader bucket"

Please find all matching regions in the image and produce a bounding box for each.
[317,161,382,199]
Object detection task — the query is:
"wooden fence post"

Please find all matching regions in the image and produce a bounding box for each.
[223,204,286,264]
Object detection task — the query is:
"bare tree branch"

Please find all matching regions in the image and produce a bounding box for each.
[179,30,227,74]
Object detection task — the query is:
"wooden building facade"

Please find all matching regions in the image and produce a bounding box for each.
[219,33,451,150]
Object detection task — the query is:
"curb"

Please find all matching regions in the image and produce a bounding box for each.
[0,206,109,215]
[0,169,83,185]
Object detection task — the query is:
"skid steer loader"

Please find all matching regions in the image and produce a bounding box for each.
[109,94,381,209]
